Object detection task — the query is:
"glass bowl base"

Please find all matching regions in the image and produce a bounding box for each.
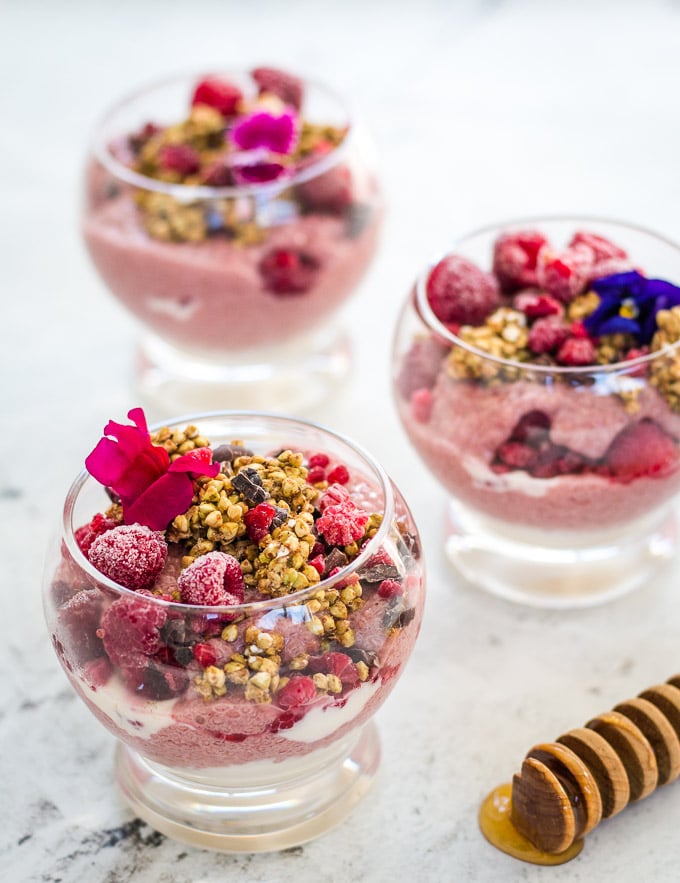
[445,501,678,609]
[114,722,380,852]
[135,324,351,418]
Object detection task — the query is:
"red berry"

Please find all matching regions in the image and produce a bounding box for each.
[556,336,597,366]
[88,524,168,591]
[326,464,350,485]
[568,231,627,262]
[99,594,167,668]
[536,244,595,303]
[510,410,551,445]
[243,502,278,543]
[177,551,245,606]
[528,316,571,355]
[201,159,234,187]
[259,248,320,295]
[605,420,679,482]
[296,165,352,213]
[193,642,218,668]
[309,554,325,575]
[318,483,350,512]
[158,144,201,176]
[308,453,330,468]
[426,255,500,325]
[377,579,403,599]
[252,66,304,110]
[513,291,563,319]
[307,652,360,687]
[492,230,549,291]
[411,388,433,423]
[496,441,539,470]
[276,675,317,709]
[569,320,589,339]
[316,498,368,546]
[191,76,243,116]
[531,446,587,478]
[75,513,118,555]
[311,541,326,558]
[307,465,326,484]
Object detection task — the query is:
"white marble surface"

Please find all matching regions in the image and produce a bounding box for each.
[4,0,680,880]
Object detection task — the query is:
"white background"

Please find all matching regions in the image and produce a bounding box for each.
[3,1,680,880]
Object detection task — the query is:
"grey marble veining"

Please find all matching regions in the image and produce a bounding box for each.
[4,1,680,880]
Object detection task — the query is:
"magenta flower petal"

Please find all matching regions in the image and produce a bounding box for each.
[123,472,195,531]
[169,447,220,477]
[230,109,298,154]
[232,161,288,185]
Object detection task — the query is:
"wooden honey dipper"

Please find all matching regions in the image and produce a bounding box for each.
[479,673,680,865]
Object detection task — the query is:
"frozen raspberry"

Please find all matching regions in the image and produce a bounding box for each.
[492,230,549,291]
[316,498,368,546]
[377,579,403,599]
[411,388,433,423]
[326,464,350,485]
[531,446,588,479]
[122,662,189,700]
[201,159,234,187]
[58,590,105,664]
[318,483,350,512]
[88,524,168,591]
[307,652,360,687]
[527,316,571,355]
[606,420,679,482]
[396,336,449,399]
[426,255,500,325]
[177,551,245,606]
[556,336,597,366]
[496,442,539,470]
[569,320,589,339]
[276,675,317,709]
[309,554,325,575]
[296,166,352,214]
[307,465,326,484]
[75,513,118,555]
[259,248,319,295]
[252,66,304,110]
[569,231,627,262]
[308,453,330,468]
[158,144,201,176]
[536,244,595,303]
[193,642,218,668]
[510,410,551,445]
[589,257,635,282]
[82,657,112,689]
[244,502,278,543]
[191,76,243,116]
[513,290,563,319]
[98,594,167,668]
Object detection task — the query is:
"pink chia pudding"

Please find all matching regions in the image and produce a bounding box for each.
[395,223,680,533]
[47,411,423,771]
[83,68,382,355]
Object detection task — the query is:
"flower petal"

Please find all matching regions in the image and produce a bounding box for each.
[169,447,220,477]
[123,472,195,531]
[230,109,298,154]
[232,161,288,185]
[595,316,641,336]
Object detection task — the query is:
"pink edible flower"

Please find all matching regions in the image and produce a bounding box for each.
[230,108,298,155]
[85,408,219,531]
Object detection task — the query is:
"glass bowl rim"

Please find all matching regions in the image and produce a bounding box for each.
[414,214,680,377]
[90,68,354,200]
[61,409,398,614]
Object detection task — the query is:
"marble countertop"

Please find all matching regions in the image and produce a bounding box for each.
[4,0,680,880]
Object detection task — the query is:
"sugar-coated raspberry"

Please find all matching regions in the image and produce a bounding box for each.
[243,502,278,543]
[307,652,360,687]
[318,483,350,512]
[158,144,201,176]
[556,336,597,366]
[259,248,320,295]
[411,388,434,423]
[492,230,549,291]
[536,244,595,303]
[276,675,317,709]
[377,579,403,599]
[589,257,634,282]
[191,76,243,116]
[296,165,352,213]
[528,316,571,355]
[569,320,589,339]
[316,498,368,546]
[396,336,449,399]
[99,594,167,668]
[177,551,245,606]
[193,642,218,668]
[307,465,326,484]
[88,524,168,591]
[326,464,350,485]
[568,231,627,262]
[426,255,500,325]
[308,453,330,469]
[252,66,304,110]
[75,513,118,555]
[606,420,679,482]
[513,290,563,319]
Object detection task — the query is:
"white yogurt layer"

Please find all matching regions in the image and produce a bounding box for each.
[82,674,174,739]
[279,680,380,743]
[463,454,554,497]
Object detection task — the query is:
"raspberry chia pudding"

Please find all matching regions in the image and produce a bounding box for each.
[393,219,680,604]
[44,410,423,848]
[83,68,382,356]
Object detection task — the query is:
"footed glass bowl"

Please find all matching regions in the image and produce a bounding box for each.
[44,411,424,851]
[392,218,680,608]
[82,69,383,415]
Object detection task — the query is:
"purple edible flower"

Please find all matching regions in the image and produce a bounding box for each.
[231,160,288,185]
[230,109,298,155]
[583,270,680,344]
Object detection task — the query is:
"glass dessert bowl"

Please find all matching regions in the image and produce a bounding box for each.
[392,217,680,607]
[43,409,424,851]
[83,68,383,414]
